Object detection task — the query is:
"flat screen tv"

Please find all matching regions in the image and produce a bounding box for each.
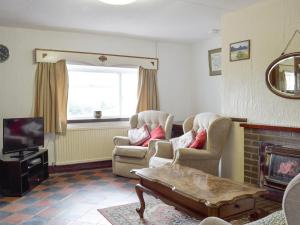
[3,117,44,155]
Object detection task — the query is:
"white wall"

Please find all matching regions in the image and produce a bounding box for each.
[191,36,223,113]
[218,0,300,182]
[158,42,193,119]
[221,122,244,182]
[222,0,300,126]
[0,26,193,163]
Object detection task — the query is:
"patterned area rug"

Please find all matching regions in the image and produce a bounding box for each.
[98,195,282,225]
[98,196,201,225]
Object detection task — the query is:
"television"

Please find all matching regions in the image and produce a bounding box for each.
[3,117,44,156]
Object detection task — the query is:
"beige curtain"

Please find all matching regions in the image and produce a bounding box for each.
[136,66,160,113]
[34,60,68,134]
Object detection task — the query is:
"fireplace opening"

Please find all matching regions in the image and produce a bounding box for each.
[268,154,300,185]
[259,143,300,201]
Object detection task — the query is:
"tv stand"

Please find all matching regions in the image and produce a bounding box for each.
[10,150,37,159]
[0,149,48,196]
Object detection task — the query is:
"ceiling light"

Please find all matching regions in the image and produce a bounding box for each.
[98,0,136,5]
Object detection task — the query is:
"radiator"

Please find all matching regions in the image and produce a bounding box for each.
[54,127,128,165]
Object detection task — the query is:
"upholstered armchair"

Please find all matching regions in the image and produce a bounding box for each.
[199,173,300,225]
[112,110,174,178]
[149,112,232,176]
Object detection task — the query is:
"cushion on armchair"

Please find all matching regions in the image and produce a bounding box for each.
[142,125,165,147]
[189,129,206,149]
[170,130,196,152]
[128,124,150,146]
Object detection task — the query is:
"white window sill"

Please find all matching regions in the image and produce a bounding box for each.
[67,121,130,130]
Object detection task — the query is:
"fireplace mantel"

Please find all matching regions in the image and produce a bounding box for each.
[240,123,300,133]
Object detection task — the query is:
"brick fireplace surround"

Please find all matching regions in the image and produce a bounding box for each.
[240,124,300,185]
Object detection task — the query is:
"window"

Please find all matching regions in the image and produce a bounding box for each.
[67,64,138,120]
[285,71,295,91]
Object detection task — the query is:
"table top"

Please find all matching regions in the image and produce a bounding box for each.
[134,164,266,207]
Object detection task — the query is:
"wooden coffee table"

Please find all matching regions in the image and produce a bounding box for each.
[132,164,266,220]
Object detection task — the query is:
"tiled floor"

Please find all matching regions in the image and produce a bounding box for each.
[0,168,138,225]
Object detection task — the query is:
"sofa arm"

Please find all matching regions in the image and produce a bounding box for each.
[175,148,218,161]
[199,217,231,225]
[113,136,130,146]
[146,139,165,159]
[154,141,173,159]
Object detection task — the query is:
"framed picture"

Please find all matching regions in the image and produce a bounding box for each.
[208,48,222,76]
[230,40,250,61]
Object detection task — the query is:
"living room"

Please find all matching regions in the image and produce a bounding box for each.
[0,0,300,224]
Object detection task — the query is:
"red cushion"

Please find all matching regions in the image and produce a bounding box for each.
[142,125,165,147]
[189,129,206,149]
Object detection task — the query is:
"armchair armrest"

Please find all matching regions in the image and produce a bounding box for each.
[175,148,218,161]
[146,139,166,159]
[154,141,173,159]
[113,136,130,146]
[199,217,231,225]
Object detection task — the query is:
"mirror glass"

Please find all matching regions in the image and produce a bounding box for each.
[266,53,300,99]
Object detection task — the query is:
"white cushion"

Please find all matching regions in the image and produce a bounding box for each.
[170,130,195,153]
[149,157,172,168]
[128,124,150,145]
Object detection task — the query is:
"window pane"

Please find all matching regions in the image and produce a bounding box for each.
[285,72,295,91]
[67,65,138,120]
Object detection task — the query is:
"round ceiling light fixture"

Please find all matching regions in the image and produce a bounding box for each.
[98,0,136,5]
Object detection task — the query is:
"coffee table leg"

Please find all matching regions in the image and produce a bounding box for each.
[135,184,145,219]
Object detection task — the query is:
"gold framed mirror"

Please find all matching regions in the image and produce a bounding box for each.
[266,52,300,99]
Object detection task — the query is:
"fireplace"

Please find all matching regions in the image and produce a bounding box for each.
[259,143,300,200]
[241,123,300,201]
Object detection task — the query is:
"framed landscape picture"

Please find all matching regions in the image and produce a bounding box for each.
[230,40,250,61]
[208,48,222,76]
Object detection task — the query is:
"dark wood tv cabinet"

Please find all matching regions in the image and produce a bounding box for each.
[0,149,49,196]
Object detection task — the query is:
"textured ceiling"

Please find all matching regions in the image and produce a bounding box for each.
[0,0,260,42]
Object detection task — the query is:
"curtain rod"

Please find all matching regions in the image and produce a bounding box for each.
[34,48,159,61]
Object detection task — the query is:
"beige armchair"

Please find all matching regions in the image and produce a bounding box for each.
[199,173,300,225]
[112,110,174,178]
[149,112,232,176]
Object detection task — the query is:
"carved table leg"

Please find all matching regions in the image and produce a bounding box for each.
[135,184,145,219]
